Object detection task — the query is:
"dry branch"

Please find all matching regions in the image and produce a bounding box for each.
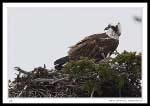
[9,67,77,97]
[14,67,30,75]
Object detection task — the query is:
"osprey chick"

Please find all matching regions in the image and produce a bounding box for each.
[54,22,121,70]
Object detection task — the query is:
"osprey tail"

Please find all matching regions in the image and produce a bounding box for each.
[54,56,69,70]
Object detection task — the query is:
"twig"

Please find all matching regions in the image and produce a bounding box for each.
[90,87,95,97]
[32,78,54,83]
[52,77,68,84]
[48,71,58,75]
[31,77,68,84]
[14,67,30,75]
[18,85,28,97]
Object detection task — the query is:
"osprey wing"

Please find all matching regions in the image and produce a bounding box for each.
[68,33,112,59]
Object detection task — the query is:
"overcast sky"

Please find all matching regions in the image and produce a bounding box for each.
[7,7,143,80]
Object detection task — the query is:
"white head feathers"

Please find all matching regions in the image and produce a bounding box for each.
[104,22,121,40]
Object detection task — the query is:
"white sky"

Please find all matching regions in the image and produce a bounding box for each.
[7,7,143,80]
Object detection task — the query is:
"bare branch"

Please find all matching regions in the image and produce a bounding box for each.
[31,77,68,84]
[14,67,30,75]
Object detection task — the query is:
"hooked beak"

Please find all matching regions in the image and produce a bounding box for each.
[104,27,109,30]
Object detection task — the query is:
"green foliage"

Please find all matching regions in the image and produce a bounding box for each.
[62,57,96,80]
[61,50,142,97]
[80,80,95,95]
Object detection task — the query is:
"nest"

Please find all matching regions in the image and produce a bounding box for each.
[8,66,80,97]
[8,51,142,97]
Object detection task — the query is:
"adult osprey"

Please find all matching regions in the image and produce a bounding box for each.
[54,22,121,70]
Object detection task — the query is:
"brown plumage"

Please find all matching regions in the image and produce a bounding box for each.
[68,33,119,61]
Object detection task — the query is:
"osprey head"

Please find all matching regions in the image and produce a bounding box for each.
[104,22,121,39]
[104,22,121,37]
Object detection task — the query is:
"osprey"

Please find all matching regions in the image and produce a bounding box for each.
[54,22,121,70]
